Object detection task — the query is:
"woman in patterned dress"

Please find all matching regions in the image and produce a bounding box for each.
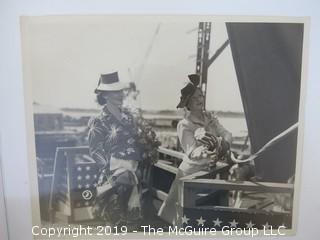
[88,72,160,228]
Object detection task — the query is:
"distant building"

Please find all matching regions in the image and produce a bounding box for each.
[33,103,64,132]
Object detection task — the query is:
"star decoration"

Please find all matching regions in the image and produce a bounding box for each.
[88,121,104,139]
[77,176,82,180]
[93,174,97,179]
[245,221,255,229]
[93,183,98,187]
[85,184,90,189]
[181,215,190,225]
[263,222,271,229]
[196,216,206,226]
[77,166,82,171]
[108,124,120,140]
[85,175,90,180]
[229,219,238,228]
[77,184,82,189]
[86,166,91,171]
[213,218,222,227]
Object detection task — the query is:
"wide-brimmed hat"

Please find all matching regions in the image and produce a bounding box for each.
[95,71,129,93]
[176,74,201,108]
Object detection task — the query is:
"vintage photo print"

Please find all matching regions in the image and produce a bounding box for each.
[21,15,308,238]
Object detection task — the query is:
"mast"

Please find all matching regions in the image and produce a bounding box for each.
[195,22,230,109]
[195,22,211,109]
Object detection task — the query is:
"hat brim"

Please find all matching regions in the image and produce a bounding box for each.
[95,82,129,92]
[176,93,193,108]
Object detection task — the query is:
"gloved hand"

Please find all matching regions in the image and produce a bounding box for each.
[194,128,219,151]
[97,165,112,186]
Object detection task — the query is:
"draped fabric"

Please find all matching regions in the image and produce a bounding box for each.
[226,23,304,182]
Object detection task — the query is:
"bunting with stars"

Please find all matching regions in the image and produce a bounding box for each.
[50,147,100,222]
[178,206,291,230]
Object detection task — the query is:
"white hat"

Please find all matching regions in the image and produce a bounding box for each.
[95,71,129,93]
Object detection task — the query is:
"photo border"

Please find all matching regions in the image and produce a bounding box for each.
[21,14,310,239]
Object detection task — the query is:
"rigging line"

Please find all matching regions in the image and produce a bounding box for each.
[230,122,299,164]
[135,23,161,110]
[136,23,161,83]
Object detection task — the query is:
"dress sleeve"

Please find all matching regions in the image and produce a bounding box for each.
[210,113,233,145]
[177,120,197,156]
[87,117,109,169]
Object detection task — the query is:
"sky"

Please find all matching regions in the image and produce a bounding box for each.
[24,16,244,112]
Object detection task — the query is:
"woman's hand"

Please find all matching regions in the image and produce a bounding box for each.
[190,145,218,161]
[194,128,219,151]
[97,166,112,186]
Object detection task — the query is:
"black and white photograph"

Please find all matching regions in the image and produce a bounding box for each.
[21,15,308,238]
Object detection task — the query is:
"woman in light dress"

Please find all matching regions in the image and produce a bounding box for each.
[158,74,232,225]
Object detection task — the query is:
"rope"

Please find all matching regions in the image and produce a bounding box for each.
[230,122,299,164]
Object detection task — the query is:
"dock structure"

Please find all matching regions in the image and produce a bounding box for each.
[48,146,293,230]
